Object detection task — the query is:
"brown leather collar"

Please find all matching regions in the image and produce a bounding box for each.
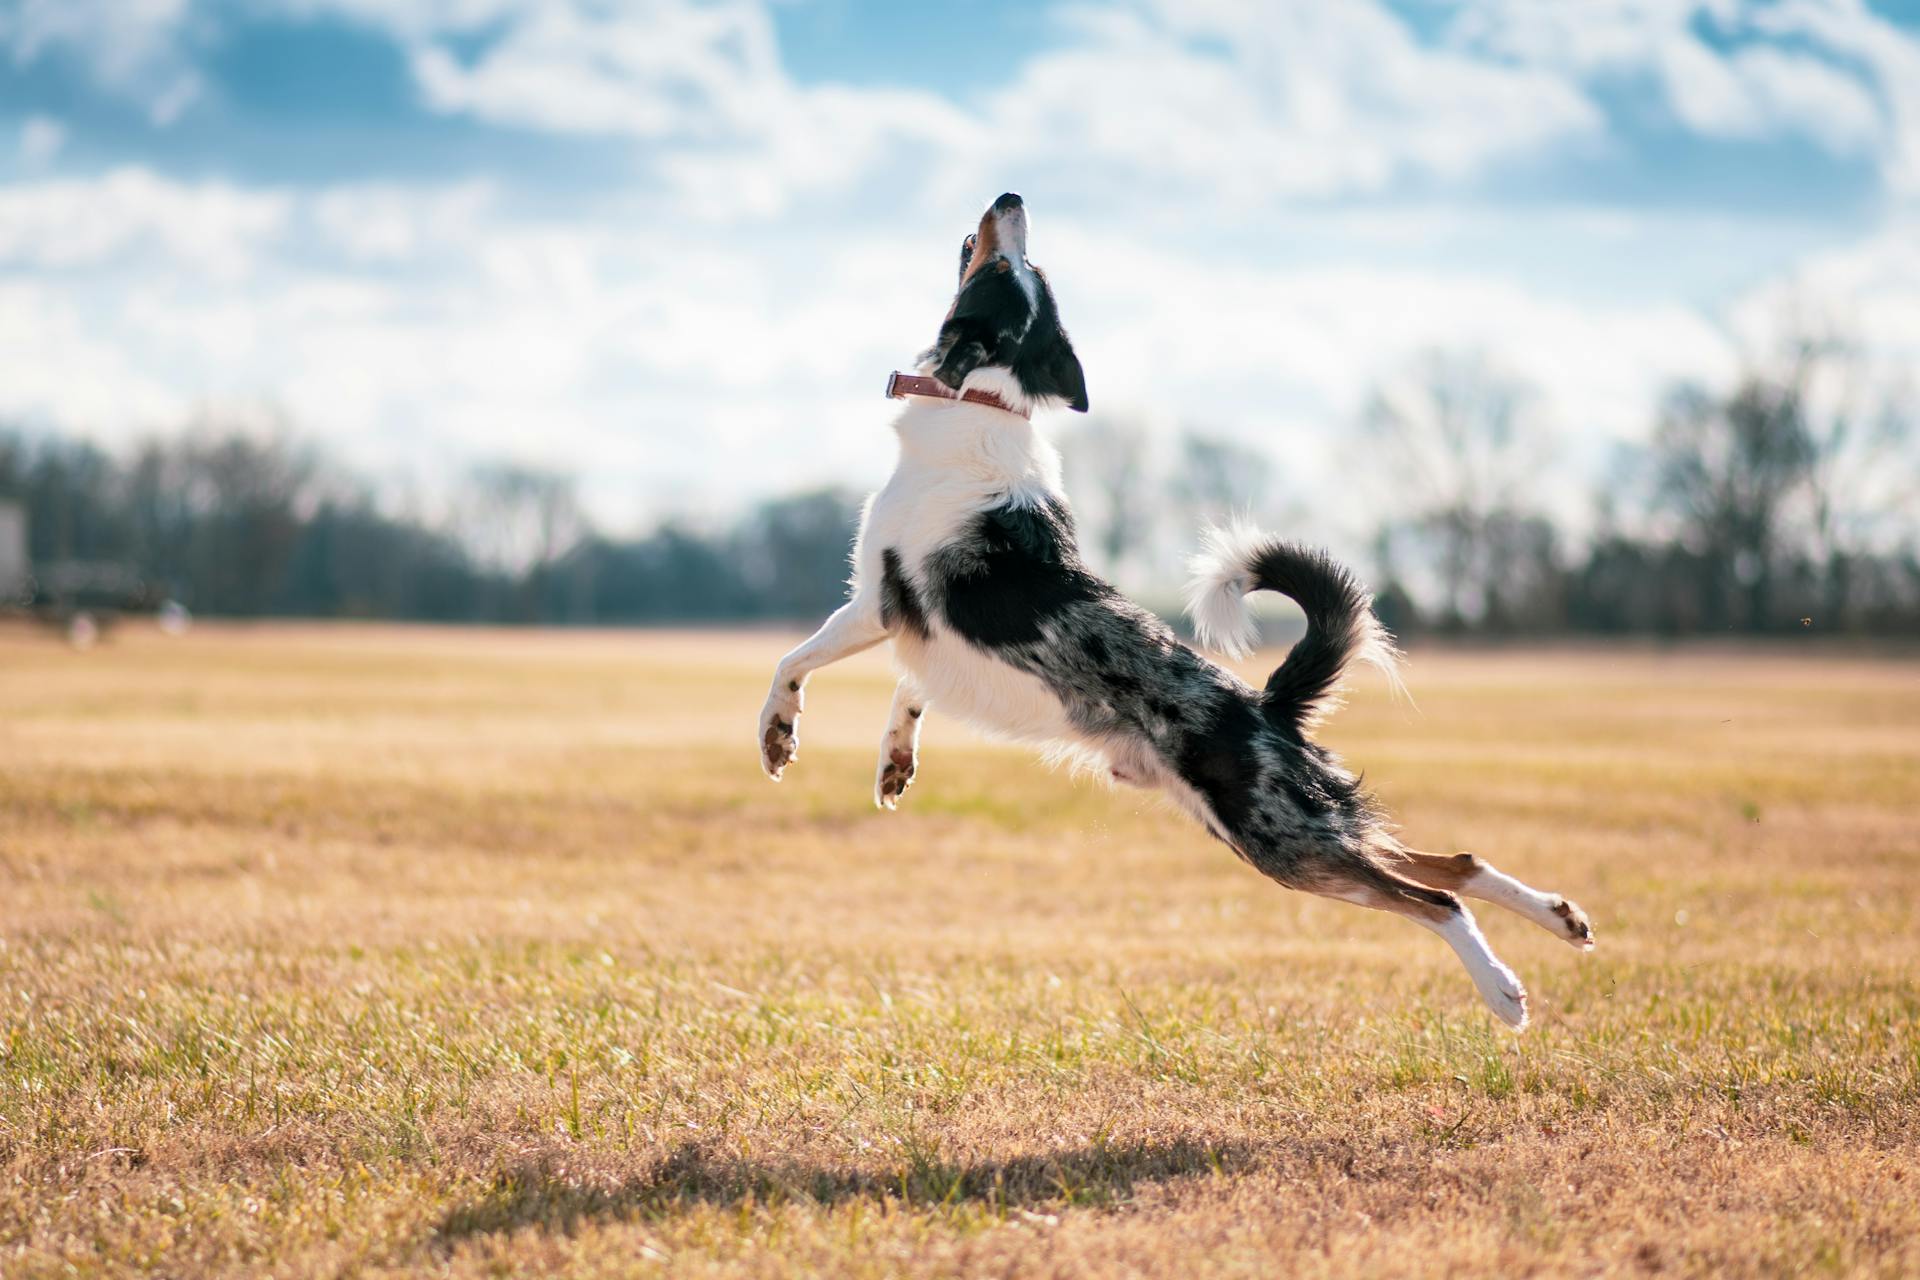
[886,371,1030,419]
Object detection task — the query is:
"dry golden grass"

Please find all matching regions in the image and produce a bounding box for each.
[2,621,1916,1278]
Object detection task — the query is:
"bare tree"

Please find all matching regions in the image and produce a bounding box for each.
[452,464,586,576]
[1362,350,1556,629]
[1057,416,1154,578]
[733,487,864,620]
[446,464,590,621]
[123,420,319,614]
[1169,431,1278,531]
[1786,332,1920,626]
[1650,361,1818,632]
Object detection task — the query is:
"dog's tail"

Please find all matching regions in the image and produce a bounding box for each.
[1183,521,1405,729]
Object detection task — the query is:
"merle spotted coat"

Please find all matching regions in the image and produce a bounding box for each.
[758,194,1592,1029]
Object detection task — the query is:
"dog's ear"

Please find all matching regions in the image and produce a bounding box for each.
[1041,335,1088,413]
[1014,304,1089,412]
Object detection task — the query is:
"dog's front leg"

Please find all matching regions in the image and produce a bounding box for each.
[759,600,887,780]
[874,676,928,810]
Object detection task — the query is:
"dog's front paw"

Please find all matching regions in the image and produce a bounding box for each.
[875,746,917,810]
[762,714,797,779]
[759,684,801,780]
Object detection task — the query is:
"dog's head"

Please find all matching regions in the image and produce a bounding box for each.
[916,193,1088,413]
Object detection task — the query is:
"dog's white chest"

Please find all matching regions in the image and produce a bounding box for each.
[890,629,1076,746]
[858,399,1080,748]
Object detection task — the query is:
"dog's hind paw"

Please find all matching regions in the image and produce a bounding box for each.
[1481,968,1529,1032]
[1551,896,1595,951]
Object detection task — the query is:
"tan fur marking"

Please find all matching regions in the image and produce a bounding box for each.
[1379,883,1459,925]
[960,209,999,287]
[1389,850,1483,892]
[1321,865,1460,925]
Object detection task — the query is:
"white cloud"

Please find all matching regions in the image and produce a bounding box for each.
[0,0,202,124]
[0,166,911,518]
[329,0,1920,221]
[953,1,1601,211]
[0,168,288,275]
[1727,45,1881,153]
[0,280,187,427]
[276,0,547,39]
[1750,0,1920,199]
[408,0,780,139]
[1056,235,1733,437]
[1449,0,1920,191]
[383,0,977,219]
[657,81,975,220]
[11,0,1920,209]
[1029,221,1738,545]
[1730,218,1920,359]
[307,180,494,262]
[0,164,1755,538]
[5,0,1920,540]
[384,0,1606,218]
[18,114,64,165]
[1450,0,1759,132]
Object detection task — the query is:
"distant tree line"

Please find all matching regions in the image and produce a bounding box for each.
[1355,338,1920,636]
[0,428,862,625]
[3,330,1915,635]
[1057,335,1920,638]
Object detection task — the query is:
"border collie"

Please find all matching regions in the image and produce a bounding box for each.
[758,192,1592,1029]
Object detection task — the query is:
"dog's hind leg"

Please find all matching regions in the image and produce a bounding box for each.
[1388,849,1594,951]
[1307,861,1530,1030]
[874,676,927,810]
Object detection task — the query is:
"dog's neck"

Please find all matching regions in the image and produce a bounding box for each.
[888,384,1062,502]
[887,368,1032,419]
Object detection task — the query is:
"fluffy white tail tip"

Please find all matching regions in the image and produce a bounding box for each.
[1183,521,1267,658]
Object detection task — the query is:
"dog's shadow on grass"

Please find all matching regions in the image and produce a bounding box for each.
[437,1137,1244,1244]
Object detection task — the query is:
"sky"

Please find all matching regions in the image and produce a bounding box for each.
[3,0,1919,539]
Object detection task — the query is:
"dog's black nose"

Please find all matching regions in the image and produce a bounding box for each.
[993,191,1023,212]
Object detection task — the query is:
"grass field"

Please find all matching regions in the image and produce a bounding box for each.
[2,622,1916,1278]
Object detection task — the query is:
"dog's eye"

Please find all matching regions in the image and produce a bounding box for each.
[962,234,976,257]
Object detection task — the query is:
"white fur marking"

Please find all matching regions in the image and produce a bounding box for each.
[1459,859,1595,950]
[1183,520,1267,658]
[1419,908,1529,1030]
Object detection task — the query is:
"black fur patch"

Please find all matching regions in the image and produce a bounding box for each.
[1249,541,1376,729]
[926,266,1025,389]
[922,257,1087,411]
[1175,691,1265,834]
[1019,268,1087,412]
[932,500,1108,649]
[879,548,931,639]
